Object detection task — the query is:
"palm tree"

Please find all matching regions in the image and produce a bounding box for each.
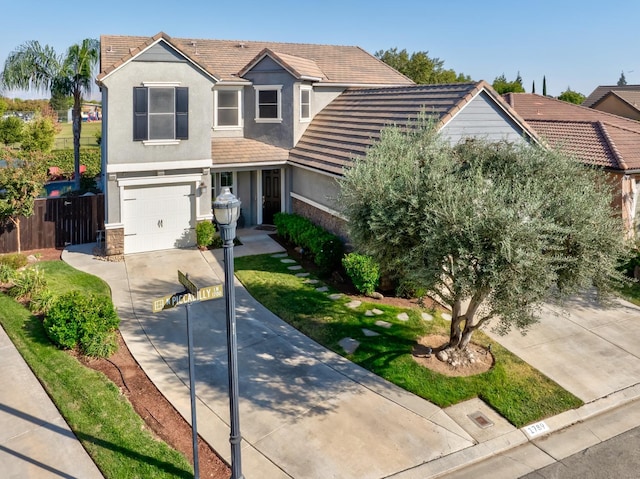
[1,39,99,190]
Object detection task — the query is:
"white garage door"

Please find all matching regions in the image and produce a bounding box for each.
[123,183,195,254]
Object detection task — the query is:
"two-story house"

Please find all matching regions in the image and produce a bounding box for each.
[97,32,538,255]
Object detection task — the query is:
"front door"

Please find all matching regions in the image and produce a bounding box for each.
[262,169,280,224]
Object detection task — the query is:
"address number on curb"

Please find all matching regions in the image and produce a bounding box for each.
[524,421,550,437]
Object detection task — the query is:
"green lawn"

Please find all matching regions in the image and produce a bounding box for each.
[235,253,583,428]
[0,261,194,478]
[54,121,101,149]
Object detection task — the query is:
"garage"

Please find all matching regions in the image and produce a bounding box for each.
[122,183,195,254]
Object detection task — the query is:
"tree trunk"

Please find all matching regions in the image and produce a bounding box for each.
[72,90,82,191]
[15,217,21,254]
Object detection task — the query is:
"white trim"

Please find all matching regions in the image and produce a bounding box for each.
[107,159,212,173]
[300,75,322,82]
[142,139,180,146]
[142,81,181,87]
[98,37,219,84]
[216,81,252,86]
[117,173,201,187]
[254,85,282,122]
[104,222,124,230]
[311,82,411,88]
[256,172,263,224]
[290,192,347,220]
[210,160,287,170]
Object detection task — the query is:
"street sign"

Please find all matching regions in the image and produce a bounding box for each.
[178,270,198,295]
[152,284,223,313]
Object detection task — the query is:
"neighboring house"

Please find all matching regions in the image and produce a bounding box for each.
[504,92,640,237]
[583,85,640,121]
[97,32,537,255]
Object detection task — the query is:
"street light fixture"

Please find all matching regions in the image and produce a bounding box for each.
[212,187,244,479]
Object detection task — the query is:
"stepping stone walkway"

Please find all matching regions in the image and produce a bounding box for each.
[372,309,384,315]
[345,300,362,309]
[328,294,342,301]
[287,265,303,271]
[316,286,329,293]
[272,253,288,258]
[295,272,310,277]
[362,328,380,337]
[397,312,410,322]
[339,337,360,354]
[304,279,319,284]
[374,320,392,329]
[280,259,297,264]
[422,312,433,321]
[441,313,452,321]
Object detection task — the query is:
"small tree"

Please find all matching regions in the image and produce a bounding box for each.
[375,47,471,84]
[618,71,627,86]
[338,118,629,351]
[0,148,48,253]
[558,87,586,105]
[492,73,525,94]
[0,116,24,145]
[20,116,56,152]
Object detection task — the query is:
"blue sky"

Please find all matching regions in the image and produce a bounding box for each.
[1,1,638,99]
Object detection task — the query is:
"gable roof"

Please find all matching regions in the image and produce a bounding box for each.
[99,32,413,86]
[289,81,536,176]
[237,48,326,81]
[583,84,640,108]
[504,92,640,171]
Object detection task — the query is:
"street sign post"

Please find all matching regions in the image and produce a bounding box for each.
[150,271,224,479]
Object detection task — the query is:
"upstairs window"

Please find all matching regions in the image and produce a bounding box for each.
[214,88,242,128]
[300,87,311,121]
[254,85,282,123]
[133,86,188,142]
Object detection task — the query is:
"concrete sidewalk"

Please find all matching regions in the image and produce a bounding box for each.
[61,230,640,479]
[0,325,103,479]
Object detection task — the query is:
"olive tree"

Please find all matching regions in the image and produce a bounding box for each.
[338,119,629,350]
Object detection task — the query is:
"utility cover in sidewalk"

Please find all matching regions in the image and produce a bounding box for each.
[468,411,494,429]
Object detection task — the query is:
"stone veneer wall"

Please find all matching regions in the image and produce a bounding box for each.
[105,228,124,256]
[292,198,348,242]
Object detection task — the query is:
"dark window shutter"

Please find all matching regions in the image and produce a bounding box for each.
[133,87,148,141]
[175,87,188,140]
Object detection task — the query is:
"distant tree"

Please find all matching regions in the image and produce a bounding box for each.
[21,116,56,152]
[0,97,7,116]
[49,91,73,116]
[618,71,627,86]
[558,88,586,105]
[0,116,24,145]
[375,48,471,84]
[543,75,547,96]
[492,73,525,94]
[1,38,99,190]
[0,148,48,253]
[532,80,536,94]
[338,118,629,352]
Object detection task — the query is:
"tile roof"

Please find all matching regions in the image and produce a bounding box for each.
[504,93,640,170]
[583,84,640,108]
[211,138,289,166]
[289,81,534,175]
[238,49,326,81]
[99,32,413,85]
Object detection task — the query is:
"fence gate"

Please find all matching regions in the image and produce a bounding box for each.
[0,194,104,253]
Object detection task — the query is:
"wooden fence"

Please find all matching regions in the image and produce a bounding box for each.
[0,194,104,253]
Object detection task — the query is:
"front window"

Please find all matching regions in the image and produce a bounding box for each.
[215,88,242,128]
[133,86,188,142]
[254,85,282,123]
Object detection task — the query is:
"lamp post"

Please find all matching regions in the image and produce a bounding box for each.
[212,187,244,479]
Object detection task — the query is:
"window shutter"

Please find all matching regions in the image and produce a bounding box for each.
[175,87,189,140]
[133,87,148,141]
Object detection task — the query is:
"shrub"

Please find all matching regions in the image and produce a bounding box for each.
[0,253,28,270]
[273,213,344,272]
[8,266,47,300]
[196,221,215,248]
[0,264,16,283]
[29,288,58,315]
[342,253,380,295]
[44,291,120,357]
[211,234,223,249]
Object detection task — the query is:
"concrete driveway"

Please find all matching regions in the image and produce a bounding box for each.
[64,236,475,479]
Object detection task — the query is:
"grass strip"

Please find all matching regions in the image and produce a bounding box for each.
[235,253,583,428]
[0,261,194,478]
